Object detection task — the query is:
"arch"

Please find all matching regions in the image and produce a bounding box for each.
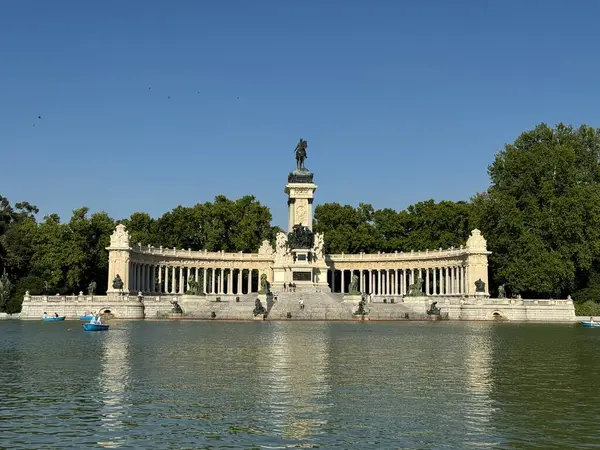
[487,310,508,321]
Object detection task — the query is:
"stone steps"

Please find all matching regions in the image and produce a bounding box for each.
[267,291,355,320]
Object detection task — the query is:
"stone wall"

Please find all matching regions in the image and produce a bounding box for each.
[19,292,576,322]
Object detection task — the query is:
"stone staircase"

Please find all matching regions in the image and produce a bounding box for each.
[267,291,355,320]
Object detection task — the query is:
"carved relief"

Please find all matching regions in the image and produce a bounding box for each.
[275,232,290,259]
[109,224,130,248]
[313,232,324,261]
[466,229,487,251]
[296,205,307,223]
[258,239,275,258]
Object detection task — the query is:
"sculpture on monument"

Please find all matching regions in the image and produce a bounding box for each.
[170,300,183,314]
[253,298,267,317]
[427,301,441,316]
[258,274,271,295]
[475,278,486,293]
[313,232,324,261]
[353,295,368,317]
[349,274,360,295]
[409,278,422,296]
[112,274,124,291]
[288,224,314,249]
[110,224,130,247]
[275,232,290,259]
[87,280,97,296]
[498,284,505,298]
[186,279,205,296]
[295,138,308,170]
[258,239,274,258]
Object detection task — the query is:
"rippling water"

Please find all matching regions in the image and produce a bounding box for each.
[1,321,599,448]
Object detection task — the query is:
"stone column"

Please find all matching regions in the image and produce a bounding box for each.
[219,269,224,294]
[425,268,430,296]
[247,269,252,294]
[385,270,390,296]
[150,265,155,292]
[341,270,345,294]
[443,267,448,295]
[228,269,233,294]
[136,264,141,292]
[164,266,169,294]
[170,266,175,294]
[359,270,364,293]
[203,268,207,294]
[332,269,337,293]
[157,266,162,293]
[377,270,381,295]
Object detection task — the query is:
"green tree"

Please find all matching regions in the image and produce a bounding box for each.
[472,123,600,298]
[0,270,12,312]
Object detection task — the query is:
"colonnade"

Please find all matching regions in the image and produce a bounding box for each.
[328,266,467,296]
[128,263,261,295]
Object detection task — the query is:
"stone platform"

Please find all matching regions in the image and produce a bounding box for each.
[19,293,576,322]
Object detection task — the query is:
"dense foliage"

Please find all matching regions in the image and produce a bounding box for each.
[2,123,600,313]
[0,195,276,313]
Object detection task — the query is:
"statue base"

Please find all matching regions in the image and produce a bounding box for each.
[257,293,273,311]
[168,312,183,320]
[343,294,362,304]
[253,314,266,321]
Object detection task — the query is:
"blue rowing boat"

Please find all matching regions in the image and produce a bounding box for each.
[42,316,65,322]
[79,315,94,321]
[581,321,600,327]
[82,323,109,331]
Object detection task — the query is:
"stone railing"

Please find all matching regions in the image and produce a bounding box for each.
[131,245,272,260]
[327,247,468,262]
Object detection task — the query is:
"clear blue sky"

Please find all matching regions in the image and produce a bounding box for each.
[2,1,600,229]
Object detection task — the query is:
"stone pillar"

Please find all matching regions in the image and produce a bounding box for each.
[164,266,169,294]
[285,181,318,232]
[359,270,364,293]
[106,224,134,294]
[157,266,162,293]
[341,270,345,294]
[247,269,252,294]
[219,269,224,294]
[377,270,381,295]
[425,268,430,296]
[465,229,491,295]
[150,265,155,293]
[203,268,207,294]
[385,270,390,296]
[170,266,175,294]
[332,269,337,293]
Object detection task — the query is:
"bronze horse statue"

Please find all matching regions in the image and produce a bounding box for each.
[295,139,307,169]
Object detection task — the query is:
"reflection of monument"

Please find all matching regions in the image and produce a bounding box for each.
[98,326,132,443]
[261,323,330,439]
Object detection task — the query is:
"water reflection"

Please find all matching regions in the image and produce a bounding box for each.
[262,323,331,441]
[461,323,500,447]
[97,326,132,448]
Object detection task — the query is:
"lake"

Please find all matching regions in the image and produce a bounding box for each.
[1,320,599,449]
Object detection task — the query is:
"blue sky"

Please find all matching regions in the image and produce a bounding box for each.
[2,0,600,229]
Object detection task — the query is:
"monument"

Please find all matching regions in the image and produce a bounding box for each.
[271,139,330,292]
[19,138,579,322]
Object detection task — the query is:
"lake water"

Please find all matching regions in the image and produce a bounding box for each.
[1,320,599,449]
